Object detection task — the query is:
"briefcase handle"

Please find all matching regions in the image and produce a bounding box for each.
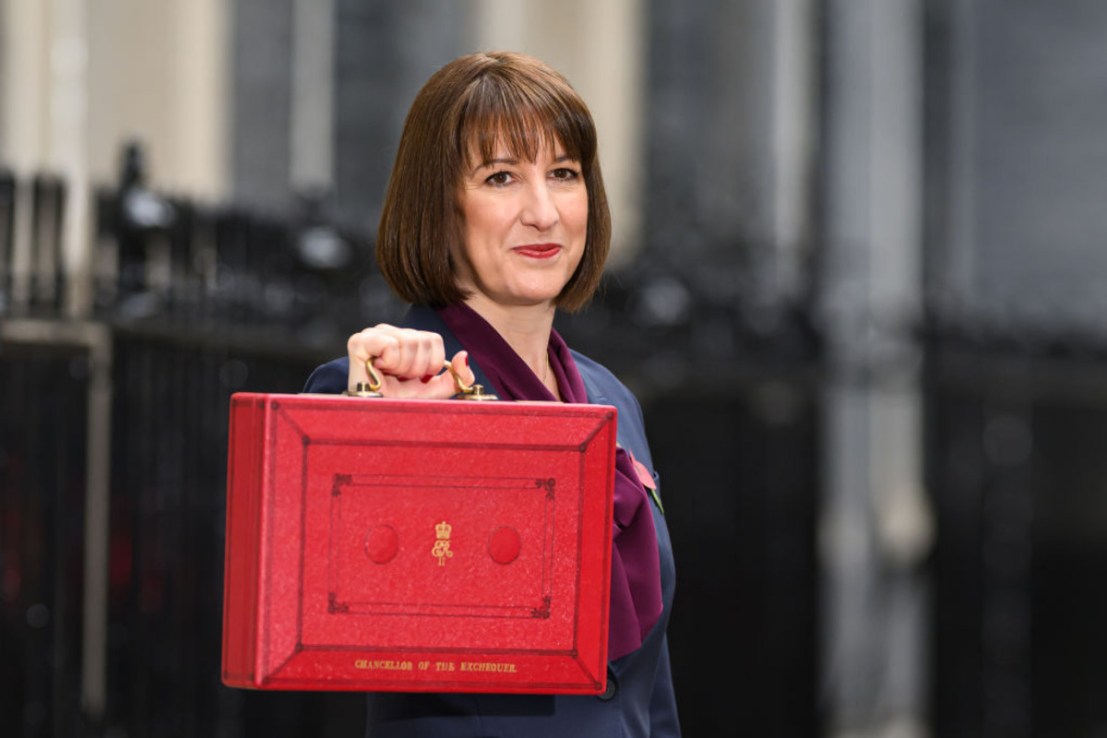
[347,357,498,401]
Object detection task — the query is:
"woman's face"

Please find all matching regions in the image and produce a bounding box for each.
[455,137,588,309]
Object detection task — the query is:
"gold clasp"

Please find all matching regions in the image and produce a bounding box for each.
[344,358,383,397]
[442,360,498,401]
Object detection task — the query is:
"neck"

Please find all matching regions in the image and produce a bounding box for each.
[462,295,554,380]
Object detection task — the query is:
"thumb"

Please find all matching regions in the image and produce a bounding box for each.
[447,351,476,392]
[418,351,476,400]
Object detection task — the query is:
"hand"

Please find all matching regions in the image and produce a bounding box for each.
[345,324,474,399]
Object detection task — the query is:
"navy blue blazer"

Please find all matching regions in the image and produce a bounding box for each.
[302,306,680,738]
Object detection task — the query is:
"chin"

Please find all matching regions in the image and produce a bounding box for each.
[499,283,565,305]
[497,291,561,308]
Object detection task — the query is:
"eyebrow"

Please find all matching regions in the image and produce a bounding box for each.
[468,154,577,176]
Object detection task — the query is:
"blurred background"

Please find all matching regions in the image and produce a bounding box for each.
[3,0,1107,736]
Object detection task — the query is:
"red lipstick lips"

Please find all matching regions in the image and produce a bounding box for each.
[513,243,560,259]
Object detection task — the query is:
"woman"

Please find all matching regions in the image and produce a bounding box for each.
[304,50,680,738]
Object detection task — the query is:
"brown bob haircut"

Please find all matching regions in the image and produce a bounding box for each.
[376,51,611,312]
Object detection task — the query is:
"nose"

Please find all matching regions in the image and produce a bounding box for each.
[520,181,559,232]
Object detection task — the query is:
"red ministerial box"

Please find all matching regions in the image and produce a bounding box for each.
[221,392,616,694]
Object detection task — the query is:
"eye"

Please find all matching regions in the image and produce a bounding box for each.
[550,167,581,182]
[485,171,514,186]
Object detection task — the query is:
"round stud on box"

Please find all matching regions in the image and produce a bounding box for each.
[365,525,399,564]
[488,526,521,564]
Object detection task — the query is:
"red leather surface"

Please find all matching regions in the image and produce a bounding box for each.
[222,392,616,693]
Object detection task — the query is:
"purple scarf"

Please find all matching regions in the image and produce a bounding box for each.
[437,302,662,660]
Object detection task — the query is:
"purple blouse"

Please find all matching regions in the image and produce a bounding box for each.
[437,302,662,661]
